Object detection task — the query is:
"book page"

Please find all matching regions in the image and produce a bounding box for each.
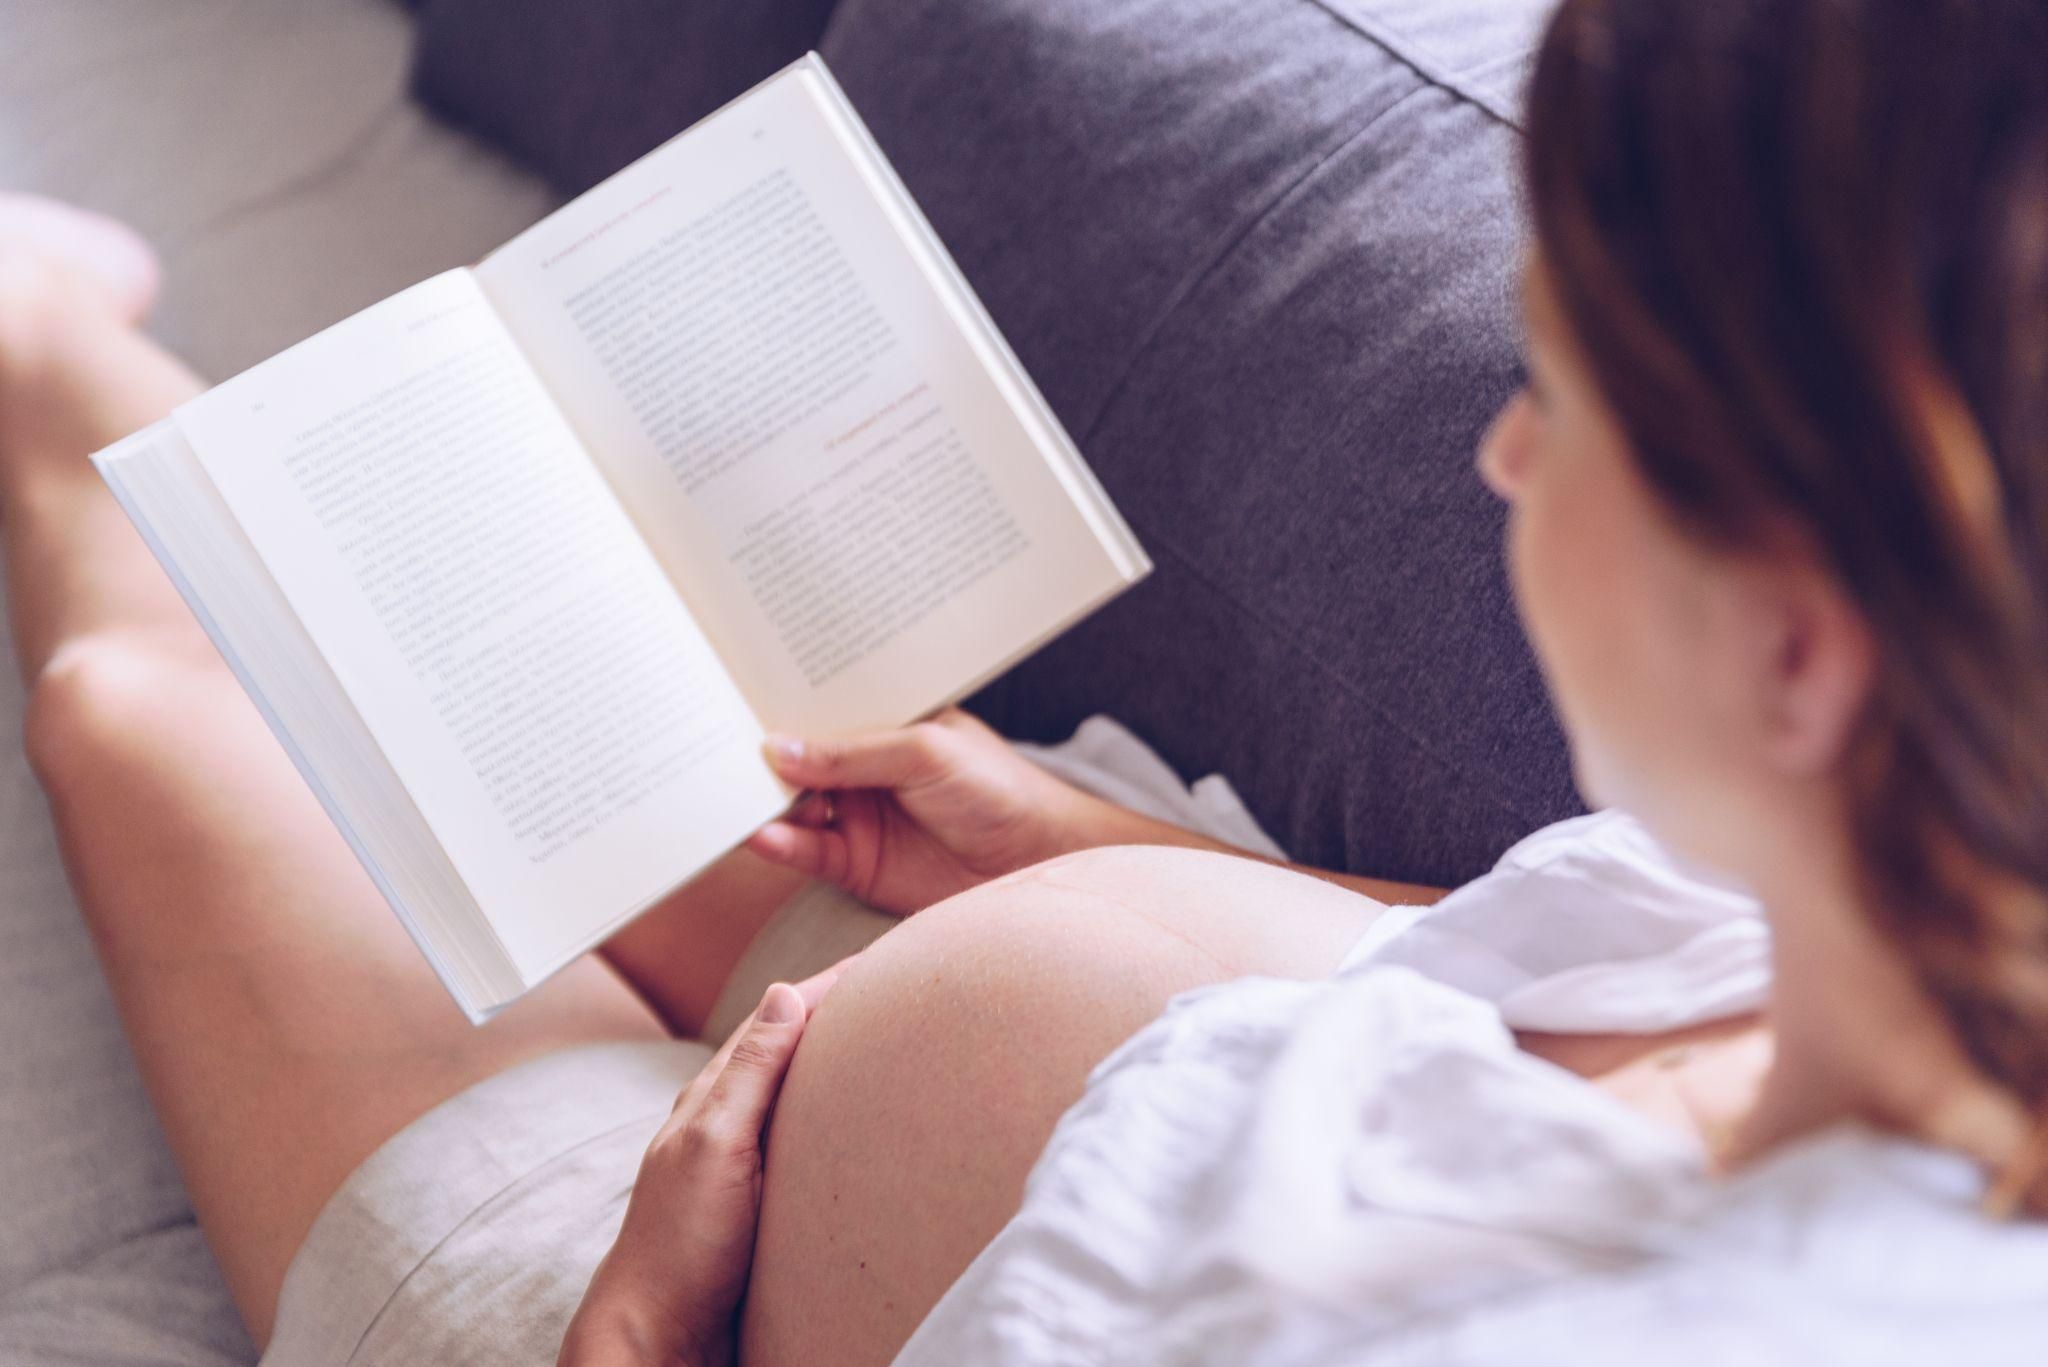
[477,60,1142,739]
[175,271,788,977]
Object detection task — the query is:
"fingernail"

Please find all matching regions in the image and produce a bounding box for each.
[765,736,804,765]
[759,982,802,1024]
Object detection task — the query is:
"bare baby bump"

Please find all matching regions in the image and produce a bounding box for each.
[738,846,1382,1365]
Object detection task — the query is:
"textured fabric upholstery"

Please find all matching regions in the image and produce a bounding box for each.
[410,0,844,192]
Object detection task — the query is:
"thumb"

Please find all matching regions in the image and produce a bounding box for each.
[744,819,854,887]
[698,983,810,1137]
[763,726,947,791]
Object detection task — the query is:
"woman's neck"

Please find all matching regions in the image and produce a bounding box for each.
[1727,826,2033,1177]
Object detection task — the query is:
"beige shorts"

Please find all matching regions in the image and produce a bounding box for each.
[262,883,894,1366]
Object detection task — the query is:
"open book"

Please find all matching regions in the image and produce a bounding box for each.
[94,56,1148,1021]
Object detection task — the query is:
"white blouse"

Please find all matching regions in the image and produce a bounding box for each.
[892,811,2048,1365]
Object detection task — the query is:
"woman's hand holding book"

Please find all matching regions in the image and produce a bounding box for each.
[744,708,1151,917]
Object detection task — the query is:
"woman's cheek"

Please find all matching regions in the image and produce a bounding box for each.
[1503,453,1643,805]
[1504,453,1590,679]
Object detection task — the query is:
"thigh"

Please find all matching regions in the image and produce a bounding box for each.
[29,637,667,1346]
[741,845,1379,1366]
[599,846,811,1036]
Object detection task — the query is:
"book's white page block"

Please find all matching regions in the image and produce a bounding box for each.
[479,59,1144,739]
[96,419,514,1014]
[175,270,787,978]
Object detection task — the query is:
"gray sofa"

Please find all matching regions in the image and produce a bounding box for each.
[0,0,1572,1360]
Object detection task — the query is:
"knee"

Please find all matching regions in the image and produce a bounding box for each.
[0,250,92,386]
[23,633,199,793]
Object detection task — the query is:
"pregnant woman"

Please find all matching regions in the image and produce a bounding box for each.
[4,0,2044,1362]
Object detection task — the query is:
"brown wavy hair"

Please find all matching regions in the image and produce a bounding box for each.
[1524,0,2048,1206]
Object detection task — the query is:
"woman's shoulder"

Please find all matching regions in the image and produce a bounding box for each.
[1341,809,1773,1034]
[1389,808,1763,957]
[1356,1129,2048,1367]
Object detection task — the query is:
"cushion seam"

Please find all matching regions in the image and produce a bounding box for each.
[0,1208,206,1310]
[1304,0,1530,130]
[1078,80,1433,446]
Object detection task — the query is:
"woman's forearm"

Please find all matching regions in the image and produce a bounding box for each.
[746,711,1447,917]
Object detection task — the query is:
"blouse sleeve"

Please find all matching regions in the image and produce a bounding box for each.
[1338,810,1770,1033]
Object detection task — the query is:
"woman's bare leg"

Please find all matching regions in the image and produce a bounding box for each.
[742,845,1382,1366]
[601,848,811,1035]
[0,244,668,1346]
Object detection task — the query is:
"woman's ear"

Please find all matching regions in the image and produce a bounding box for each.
[1754,560,1877,776]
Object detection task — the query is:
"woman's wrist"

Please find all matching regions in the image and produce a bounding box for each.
[557,1275,716,1367]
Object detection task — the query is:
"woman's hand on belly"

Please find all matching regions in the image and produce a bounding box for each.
[560,963,849,1367]
[739,846,1386,1366]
